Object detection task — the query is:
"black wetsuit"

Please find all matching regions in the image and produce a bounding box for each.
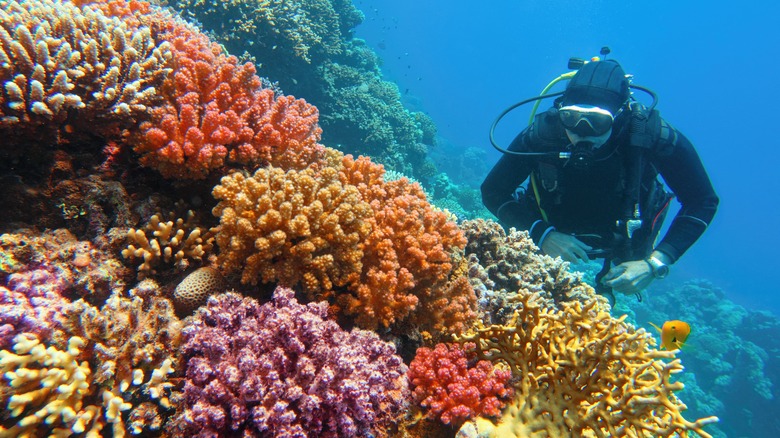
[481,108,719,263]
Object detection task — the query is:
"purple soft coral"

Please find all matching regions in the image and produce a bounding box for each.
[175,286,409,437]
[0,268,70,349]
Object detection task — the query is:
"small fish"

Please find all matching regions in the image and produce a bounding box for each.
[649,320,691,350]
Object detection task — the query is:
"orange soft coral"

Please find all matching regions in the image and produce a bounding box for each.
[212,165,372,296]
[330,155,473,328]
[336,155,470,330]
[133,19,324,179]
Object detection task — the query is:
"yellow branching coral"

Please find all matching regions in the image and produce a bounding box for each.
[0,0,172,142]
[121,210,215,278]
[51,284,182,436]
[0,335,100,437]
[0,333,178,438]
[453,293,719,437]
[212,165,372,297]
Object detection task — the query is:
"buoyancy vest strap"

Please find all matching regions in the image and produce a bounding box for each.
[530,172,549,223]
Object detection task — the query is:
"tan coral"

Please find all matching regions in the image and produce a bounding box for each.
[50,283,182,437]
[0,335,100,437]
[212,165,372,298]
[58,284,182,385]
[121,210,215,278]
[453,293,719,437]
[462,219,594,325]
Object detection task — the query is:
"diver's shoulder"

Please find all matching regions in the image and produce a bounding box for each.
[653,116,689,156]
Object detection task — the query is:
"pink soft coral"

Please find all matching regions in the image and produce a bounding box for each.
[175,286,410,437]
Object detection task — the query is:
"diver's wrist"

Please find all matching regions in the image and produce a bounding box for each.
[649,250,673,266]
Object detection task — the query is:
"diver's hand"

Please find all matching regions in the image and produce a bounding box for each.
[602,260,654,294]
[540,231,592,263]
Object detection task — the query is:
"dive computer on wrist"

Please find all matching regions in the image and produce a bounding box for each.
[645,256,670,279]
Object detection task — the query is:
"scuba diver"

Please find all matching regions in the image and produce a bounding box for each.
[481,53,719,304]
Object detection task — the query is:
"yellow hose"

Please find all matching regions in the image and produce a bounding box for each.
[527,70,577,223]
[528,71,577,124]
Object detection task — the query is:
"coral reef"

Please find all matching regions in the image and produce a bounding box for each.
[453,292,719,437]
[461,219,594,324]
[0,1,726,436]
[173,0,352,64]
[408,342,512,426]
[174,287,410,437]
[0,0,172,153]
[168,0,439,181]
[212,165,372,296]
[629,280,780,438]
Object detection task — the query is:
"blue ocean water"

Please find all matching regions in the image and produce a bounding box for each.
[355,0,780,317]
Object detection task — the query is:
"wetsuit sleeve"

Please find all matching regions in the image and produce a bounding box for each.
[481,126,555,244]
[652,121,719,263]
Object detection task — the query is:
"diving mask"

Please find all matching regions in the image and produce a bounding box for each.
[559,104,614,136]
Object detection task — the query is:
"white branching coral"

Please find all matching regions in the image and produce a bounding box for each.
[0,0,172,147]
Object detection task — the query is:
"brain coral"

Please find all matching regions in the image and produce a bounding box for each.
[173,266,225,314]
[212,165,372,297]
[175,286,410,437]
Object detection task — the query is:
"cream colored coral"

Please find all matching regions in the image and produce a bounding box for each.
[122,210,215,277]
[59,290,182,385]
[212,165,372,296]
[0,0,172,124]
[454,293,719,437]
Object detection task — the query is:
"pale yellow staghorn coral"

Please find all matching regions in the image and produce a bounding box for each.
[0,335,99,437]
[454,293,719,437]
[0,0,172,132]
[0,334,177,438]
[121,210,215,278]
